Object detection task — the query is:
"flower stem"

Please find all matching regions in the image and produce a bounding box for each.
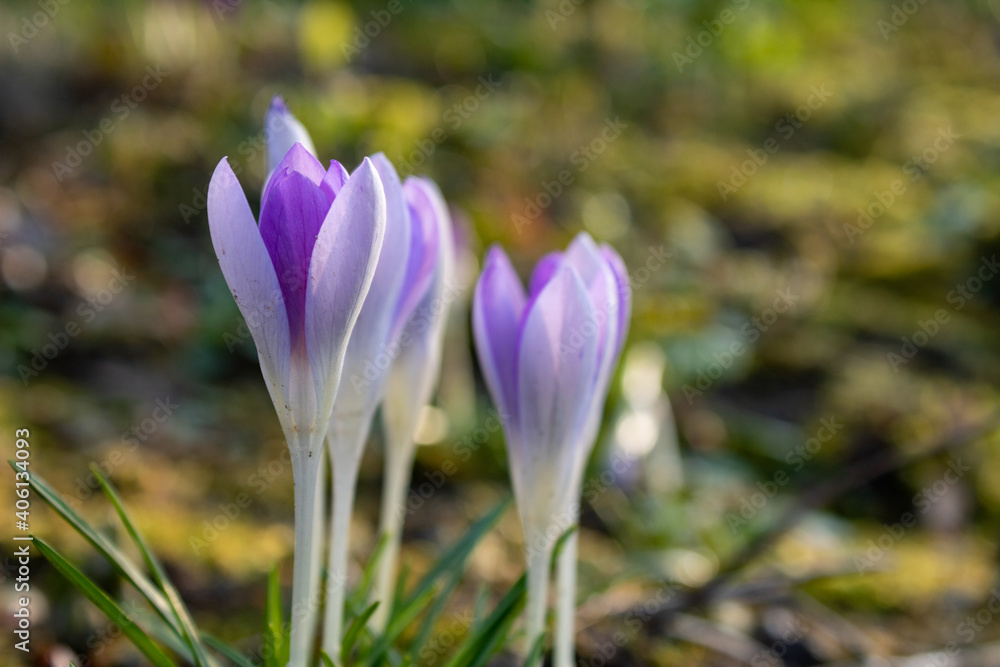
[553,528,579,667]
[524,540,553,656]
[371,435,416,631]
[321,419,367,662]
[289,451,324,667]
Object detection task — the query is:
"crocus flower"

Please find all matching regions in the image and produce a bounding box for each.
[321,156,442,654]
[209,99,386,667]
[471,233,630,658]
[370,177,455,631]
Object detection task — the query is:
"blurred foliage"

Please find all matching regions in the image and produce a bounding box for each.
[3,0,1000,665]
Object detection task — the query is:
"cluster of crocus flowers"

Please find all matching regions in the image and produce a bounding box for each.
[472,234,630,664]
[209,96,631,665]
[209,97,455,666]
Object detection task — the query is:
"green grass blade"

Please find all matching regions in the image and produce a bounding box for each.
[523,632,546,667]
[263,565,287,667]
[408,566,464,656]
[441,574,526,667]
[364,585,437,667]
[8,462,183,641]
[201,633,257,667]
[33,536,177,667]
[341,601,379,665]
[132,608,197,663]
[90,465,212,667]
[399,497,509,615]
[319,651,336,667]
[347,533,388,612]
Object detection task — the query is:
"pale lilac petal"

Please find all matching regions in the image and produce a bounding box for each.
[472,246,526,425]
[207,158,291,416]
[263,142,326,204]
[258,170,330,348]
[331,154,411,413]
[395,177,445,338]
[265,96,318,180]
[564,233,617,368]
[600,243,631,357]
[528,251,562,297]
[305,157,386,422]
[516,265,598,472]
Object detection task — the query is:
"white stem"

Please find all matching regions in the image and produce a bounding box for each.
[524,540,553,657]
[370,437,417,631]
[554,528,579,667]
[289,451,324,667]
[321,418,368,662]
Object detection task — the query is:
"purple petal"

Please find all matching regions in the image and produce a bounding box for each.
[472,246,527,425]
[265,97,318,179]
[263,142,326,205]
[259,170,331,349]
[321,160,350,202]
[395,177,446,338]
[516,265,599,466]
[207,158,291,407]
[305,157,387,419]
[528,251,562,297]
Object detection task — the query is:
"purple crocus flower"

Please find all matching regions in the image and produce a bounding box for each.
[472,232,630,656]
[208,100,386,667]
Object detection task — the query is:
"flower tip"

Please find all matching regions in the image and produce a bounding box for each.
[268,95,289,115]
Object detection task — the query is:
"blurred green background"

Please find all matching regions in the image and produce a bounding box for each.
[4,0,1000,664]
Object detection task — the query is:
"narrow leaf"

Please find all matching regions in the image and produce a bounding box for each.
[202,633,257,667]
[442,574,526,667]
[364,585,437,667]
[7,462,184,642]
[91,465,212,667]
[341,601,379,665]
[33,537,177,667]
[401,498,509,612]
[263,566,287,667]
